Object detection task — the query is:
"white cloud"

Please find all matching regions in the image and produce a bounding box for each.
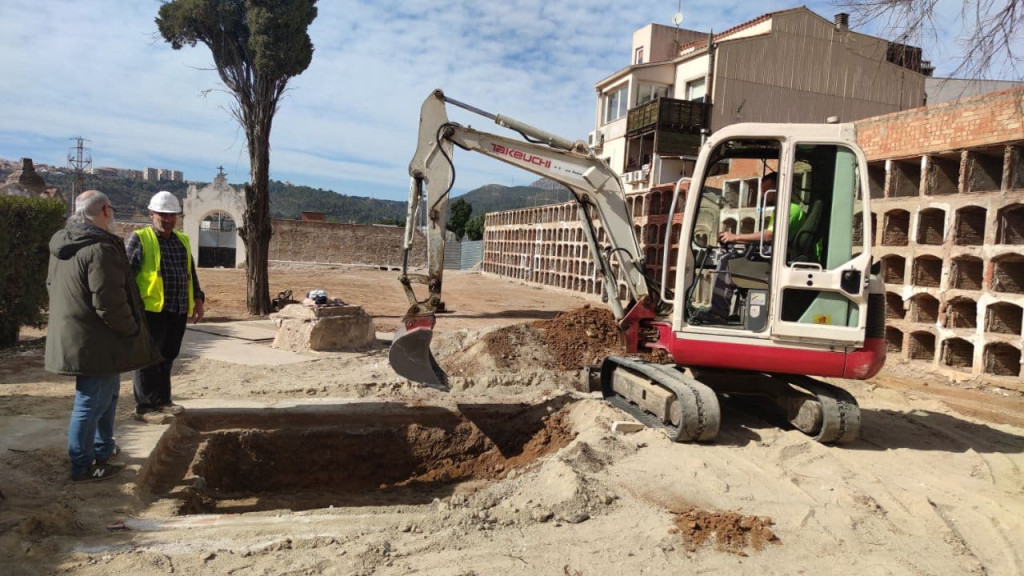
[0,0,997,202]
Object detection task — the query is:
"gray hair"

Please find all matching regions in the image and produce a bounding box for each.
[67,190,109,226]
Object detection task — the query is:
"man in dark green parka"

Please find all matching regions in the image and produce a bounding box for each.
[45,190,160,482]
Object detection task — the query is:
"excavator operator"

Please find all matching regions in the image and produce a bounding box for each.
[697,172,805,324]
[718,172,805,246]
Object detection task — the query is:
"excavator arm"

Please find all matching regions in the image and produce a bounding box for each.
[389,90,653,388]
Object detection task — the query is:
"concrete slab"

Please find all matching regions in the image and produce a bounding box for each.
[187,320,277,341]
[182,328,315,366]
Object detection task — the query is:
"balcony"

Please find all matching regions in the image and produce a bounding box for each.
[625,97,705,158]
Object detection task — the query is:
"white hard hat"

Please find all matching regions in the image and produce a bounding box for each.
[148,191,182,213]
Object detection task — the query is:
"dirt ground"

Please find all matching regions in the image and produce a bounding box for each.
[2,264,1023,576]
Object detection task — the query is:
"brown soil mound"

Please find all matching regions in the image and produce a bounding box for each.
[671,507,781,555]
[535,305,625,370]
[482,305,626,372]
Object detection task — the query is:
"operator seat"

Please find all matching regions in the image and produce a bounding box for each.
[781,193,829,321]
[788,194,827,265]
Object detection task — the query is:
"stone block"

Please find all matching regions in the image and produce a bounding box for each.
[611,421,644,434]
[271,303,376,352]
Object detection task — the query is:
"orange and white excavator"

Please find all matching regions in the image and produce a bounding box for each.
[390,89,885,443]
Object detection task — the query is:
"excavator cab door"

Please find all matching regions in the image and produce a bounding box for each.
[679,136,783,332]
[676,125,871,349]
[770,141,872,347]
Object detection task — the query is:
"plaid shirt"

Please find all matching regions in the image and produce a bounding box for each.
[126,227,204,315]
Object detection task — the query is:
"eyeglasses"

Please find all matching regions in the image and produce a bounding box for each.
[104,204,116,214]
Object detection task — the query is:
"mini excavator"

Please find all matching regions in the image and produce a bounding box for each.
[389,90,885,443]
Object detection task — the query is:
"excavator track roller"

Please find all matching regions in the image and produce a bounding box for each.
[600,356,721,443]
[692,369,861,444]
[785,376,861,443]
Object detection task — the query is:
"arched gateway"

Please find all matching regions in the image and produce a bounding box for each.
[182,168,246,268]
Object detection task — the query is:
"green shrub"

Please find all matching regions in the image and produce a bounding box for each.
[0,196,66,347]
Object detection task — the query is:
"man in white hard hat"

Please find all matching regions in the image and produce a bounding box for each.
[125,191,205,424]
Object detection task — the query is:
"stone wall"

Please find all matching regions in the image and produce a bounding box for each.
[268,218,426,268]
[115,218,426,271]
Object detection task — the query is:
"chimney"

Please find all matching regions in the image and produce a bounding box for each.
[921,60,935,77]
[834,13,849,31]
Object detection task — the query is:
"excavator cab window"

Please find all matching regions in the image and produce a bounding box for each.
[685,137,863,332]
[685,138,781,329]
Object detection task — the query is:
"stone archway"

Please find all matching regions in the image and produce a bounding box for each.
[182,169,246,268]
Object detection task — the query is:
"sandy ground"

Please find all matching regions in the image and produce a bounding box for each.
[2,264,1023,576]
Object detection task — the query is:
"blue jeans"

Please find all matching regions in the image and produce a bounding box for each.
[68,373,120,478]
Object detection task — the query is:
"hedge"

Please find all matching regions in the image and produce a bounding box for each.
[0,195,66,347]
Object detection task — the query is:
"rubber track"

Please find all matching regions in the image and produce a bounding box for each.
[776,374,861,443]
[601,356,721,442]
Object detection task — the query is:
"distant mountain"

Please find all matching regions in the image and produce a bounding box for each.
[1,163,571,225]
[528,177,568,191]
[454,181,571,215]
[268,181,407,224]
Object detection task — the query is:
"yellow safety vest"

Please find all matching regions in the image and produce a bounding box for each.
[134,227,195,316]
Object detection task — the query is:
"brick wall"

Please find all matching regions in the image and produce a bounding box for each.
[856,88,1024,159]
[268,218,425,268]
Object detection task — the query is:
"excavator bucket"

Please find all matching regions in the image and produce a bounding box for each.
[389,316,449,391]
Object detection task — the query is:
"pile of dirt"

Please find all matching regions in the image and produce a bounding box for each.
[468,305,671,377]
[535,305,625,370]
[481,305,625,372]
[481,323,556,371]
[471,305,622,373]
[670,507,781,555]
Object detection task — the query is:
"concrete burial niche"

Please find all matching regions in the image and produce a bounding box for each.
[272,303,376,352]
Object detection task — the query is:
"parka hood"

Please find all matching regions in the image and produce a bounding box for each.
[50,223,116,260]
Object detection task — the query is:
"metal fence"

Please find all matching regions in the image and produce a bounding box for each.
[443,240,484,270]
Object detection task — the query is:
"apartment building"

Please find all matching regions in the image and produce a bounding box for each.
[592,6,926,193]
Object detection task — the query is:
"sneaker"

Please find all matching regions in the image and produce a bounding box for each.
[95,445,121,465]
[158,403,185,415]
[72,462,125,483]
[133,411,172,425]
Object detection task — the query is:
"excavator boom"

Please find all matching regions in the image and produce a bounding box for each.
[390,90,652,388]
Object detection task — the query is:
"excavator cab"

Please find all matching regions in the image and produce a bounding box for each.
[668,124,880,381]
[680,132,869,341]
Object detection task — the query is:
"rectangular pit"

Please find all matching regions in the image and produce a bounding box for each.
[137,399,574,515]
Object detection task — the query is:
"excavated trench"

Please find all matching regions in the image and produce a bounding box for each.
[137,396,576,515]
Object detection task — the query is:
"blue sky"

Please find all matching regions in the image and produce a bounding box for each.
[0,1,993,203]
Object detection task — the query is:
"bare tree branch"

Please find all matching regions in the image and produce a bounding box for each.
[837,0,1023,79]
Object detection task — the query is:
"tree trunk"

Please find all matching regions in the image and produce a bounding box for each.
[240,103,275,316]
